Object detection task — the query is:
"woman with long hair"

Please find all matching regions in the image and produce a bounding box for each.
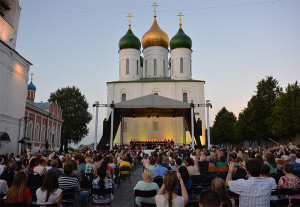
[264,153,277,173]
[92,167,114,204]
[155,171,188,207]
[211,178,235,207]
[5,171,32,205]
[36,171,62,206]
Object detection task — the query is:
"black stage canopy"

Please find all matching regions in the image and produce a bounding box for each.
[98,94,202,148]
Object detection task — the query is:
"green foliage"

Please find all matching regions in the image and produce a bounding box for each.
[48,86,92,152]
[211,107,237,144]
[267,81,300,138]
[235,76,282,143]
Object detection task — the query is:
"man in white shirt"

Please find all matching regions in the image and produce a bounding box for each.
[226,159,272,207]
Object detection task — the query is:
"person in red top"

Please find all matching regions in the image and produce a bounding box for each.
[5,171,32,205]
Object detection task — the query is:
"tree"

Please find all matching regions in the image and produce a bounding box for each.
[48,86,92,152]
[211,107,237,145]
[267,81,300,138]
[235,76,282,144]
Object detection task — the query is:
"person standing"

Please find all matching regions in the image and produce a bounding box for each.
[226,159,273,207]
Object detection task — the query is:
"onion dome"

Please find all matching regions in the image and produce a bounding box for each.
[119,29,141,50]
[28,81,36,91]
[170,28,192,50]
[170,12,192,50]
[142,17,169,50]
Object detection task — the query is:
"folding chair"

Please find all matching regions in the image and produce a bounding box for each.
[120,166,131,185]
[133,189,157,207]
[270,198,289,207]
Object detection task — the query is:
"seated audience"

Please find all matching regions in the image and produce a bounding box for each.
[177,166,192,201]
[260,165,277,200]
[211,178,235,207]
[47,160,63,177]
[147,157,156,170]
[226,159,272,207]
[278,164,300,202]
[0,179,8,195]
[151,157,168,178]
[264,153,278,174]
[288,154,300,171]
[161,157,172,170]
[184,157,200,176]
[198,155,209,172]
[85,157,94,174]
[58,164,89,207]
[175,158,182,170]
[36,171,62,205]
[34,159,47,175]
[5,171,32,205]
[199,189,222,207]
[133,168,159,206]
[92,167,114,204]
[119,156,131,175]
[155,171,188,207]
[69,160,82,183]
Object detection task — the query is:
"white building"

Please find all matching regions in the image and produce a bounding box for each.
[106,11,206,146]
[0,0,32,154]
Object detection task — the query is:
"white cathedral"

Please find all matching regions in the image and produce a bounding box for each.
[106,7,206,146]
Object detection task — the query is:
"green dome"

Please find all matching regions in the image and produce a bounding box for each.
[119,29,141,50]
[170,28,192,50]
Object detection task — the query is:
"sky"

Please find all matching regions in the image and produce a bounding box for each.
[16,0,300,147]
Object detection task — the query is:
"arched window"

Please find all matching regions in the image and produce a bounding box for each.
[56,130,59,144]
[35,124,40,141]
[27,121,32,139]
[180,58,183,73]
[126,59,129,74]
[121,93,126,102]
[183,93,188,102]
[154,59,157,76]
[42,125,46,141]
[171,59,174,75]
[136,60,139,75]
[163,60,166,76]
[145,60,148,77]
[190,59,192,74]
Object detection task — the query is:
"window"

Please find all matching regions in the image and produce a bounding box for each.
[56,130,59,144]
[171,59,174,75]
[35,124,40,141]
[141,67,143,78]
[121,93,126,102]
[153,121,159,131]
[126,59,129,74]
[42,126,46,141]
[154,59,157,76]
[163,60,166,76]
[190,59,192,74]
[136,60,139,75]
[145,60,148,77]
[180,58,183,73]
[183,93,188,102]
[27,122,32,139]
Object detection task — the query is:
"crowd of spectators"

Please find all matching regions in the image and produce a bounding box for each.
[0,142,299,207]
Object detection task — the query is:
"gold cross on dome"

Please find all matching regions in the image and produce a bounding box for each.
[126,13,133,29]
[177,12,184,29]
[152,2,159,17]
[30,72,34,82]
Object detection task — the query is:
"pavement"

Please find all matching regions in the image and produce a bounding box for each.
[111,165,143,207]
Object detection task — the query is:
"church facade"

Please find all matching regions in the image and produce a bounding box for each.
[106,8,206,146]
[0,0,32,154]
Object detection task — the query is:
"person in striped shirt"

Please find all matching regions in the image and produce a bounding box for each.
[58,164,89,207]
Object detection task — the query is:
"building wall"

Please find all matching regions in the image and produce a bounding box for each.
[107,81,206,145]
[24,102,62,152]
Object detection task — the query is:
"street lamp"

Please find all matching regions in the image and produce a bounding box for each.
[206,100,212,148]
[93,101,100,151]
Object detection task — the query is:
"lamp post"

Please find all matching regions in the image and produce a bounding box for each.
[93,101,100,151]
[206,100,212,148]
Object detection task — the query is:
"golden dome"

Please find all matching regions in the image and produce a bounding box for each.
[142,17,169,50]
